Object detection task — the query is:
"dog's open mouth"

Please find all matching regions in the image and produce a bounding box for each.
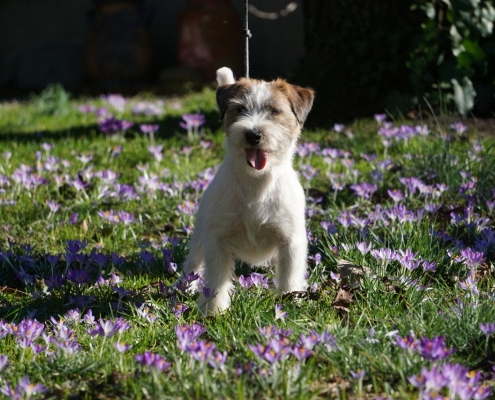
[246,148,268,170]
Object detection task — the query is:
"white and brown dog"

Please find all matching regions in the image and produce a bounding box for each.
[182,67,314,315]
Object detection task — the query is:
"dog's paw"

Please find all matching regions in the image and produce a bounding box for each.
[198,292,231,316]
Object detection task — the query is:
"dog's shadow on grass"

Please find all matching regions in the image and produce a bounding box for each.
[0,111,222,143]
[0,267,180,324]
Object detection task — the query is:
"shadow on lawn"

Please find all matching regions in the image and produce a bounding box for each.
[0,238,185,324]
[0,261,178,324]
[0,110,223,143]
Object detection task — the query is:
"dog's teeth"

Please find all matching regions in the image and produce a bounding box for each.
[216,67,235,86]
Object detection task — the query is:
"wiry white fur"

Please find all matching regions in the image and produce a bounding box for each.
[182,68,309,315]
[216,67,235,86]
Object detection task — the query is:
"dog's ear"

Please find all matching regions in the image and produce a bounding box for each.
[286,84,315,126]
[216,84,237,121]
[216,67,238,121]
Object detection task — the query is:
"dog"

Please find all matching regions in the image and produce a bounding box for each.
[182,67,314,315]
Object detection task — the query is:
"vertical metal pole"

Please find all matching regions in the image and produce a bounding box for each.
[244,0,252,78]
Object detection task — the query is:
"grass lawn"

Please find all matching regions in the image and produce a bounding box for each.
[0,85,494,399]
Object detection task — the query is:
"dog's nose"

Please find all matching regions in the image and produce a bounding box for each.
[245,130,263,146]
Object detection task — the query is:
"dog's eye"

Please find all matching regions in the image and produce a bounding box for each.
[236,105,248,114]
[268,107,281,115]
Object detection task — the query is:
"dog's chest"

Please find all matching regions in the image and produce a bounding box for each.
[238,199,279,245]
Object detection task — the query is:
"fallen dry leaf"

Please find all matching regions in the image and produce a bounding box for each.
[336,259,371,285]
[331,284,353,313]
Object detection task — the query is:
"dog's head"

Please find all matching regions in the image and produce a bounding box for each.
[215,67,314,175]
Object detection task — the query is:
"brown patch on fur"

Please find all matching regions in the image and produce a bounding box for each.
[216,79,260,121]
[271,80,315,126]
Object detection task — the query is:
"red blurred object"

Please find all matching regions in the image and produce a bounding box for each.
[85,0,155,86]
[178,0,243,81]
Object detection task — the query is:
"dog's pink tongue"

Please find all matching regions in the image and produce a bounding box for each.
[246,148,268,170]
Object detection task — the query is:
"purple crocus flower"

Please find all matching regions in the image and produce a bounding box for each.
[117,211,136,225]
[350,369,366,380]
[249,341,291,364]
[356,241,372,255]
[135,351,171,372]
[396,248,420,271]
[67,268,91,285]
[11,319,45,343]
[140,251,156,264]
[68,213,79,224]
[450,122,468,134]
[258,326,292,340]
[186,340,217,362]
[249,272,269,289]
[202,286,215,298]
[479,322,495,336]
[89,253,108,269]
[54,339,80,355]
[132,101,164,116]
[416,336,454,361]
[83,309,96,325]
[292,345,313,361]
[238,275,251,288]
[99,116,123,134]
[101,93,126,112]
[0,355,8,373]
[13,376,47,398]
[66,240,87,254]
[46,200,60,213]
[349,182,377,200]
[208,350,228,371]
[180,113,206,139]
[423,365,451,392]
[297,331,320,350]
[235,361,257,376]
[97,210,120,224]
[387,189,404,203]
[370,248,397,263]
[374,114,387,123]
[88,318,125,338]
[422,261,438,272]
[175,323,206,351]
[140,124,159,134]
[45,274,66,289]
[148,145,164,162]
[177,200,198,215]
[46,254,61,268]
[180,113,206,130]
[392,333,417,350]
[458,274,479,296]
[275,304,287,321]
[460,248,485,269]
[172,302,189,317]
[115,342,132,353]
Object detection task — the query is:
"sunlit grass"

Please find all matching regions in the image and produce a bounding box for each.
[0,86,493,399]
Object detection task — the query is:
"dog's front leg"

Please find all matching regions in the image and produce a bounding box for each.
[198,245,235,315]
[275,234,308,293]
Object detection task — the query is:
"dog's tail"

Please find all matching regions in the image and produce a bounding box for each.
[216,67,235,86]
